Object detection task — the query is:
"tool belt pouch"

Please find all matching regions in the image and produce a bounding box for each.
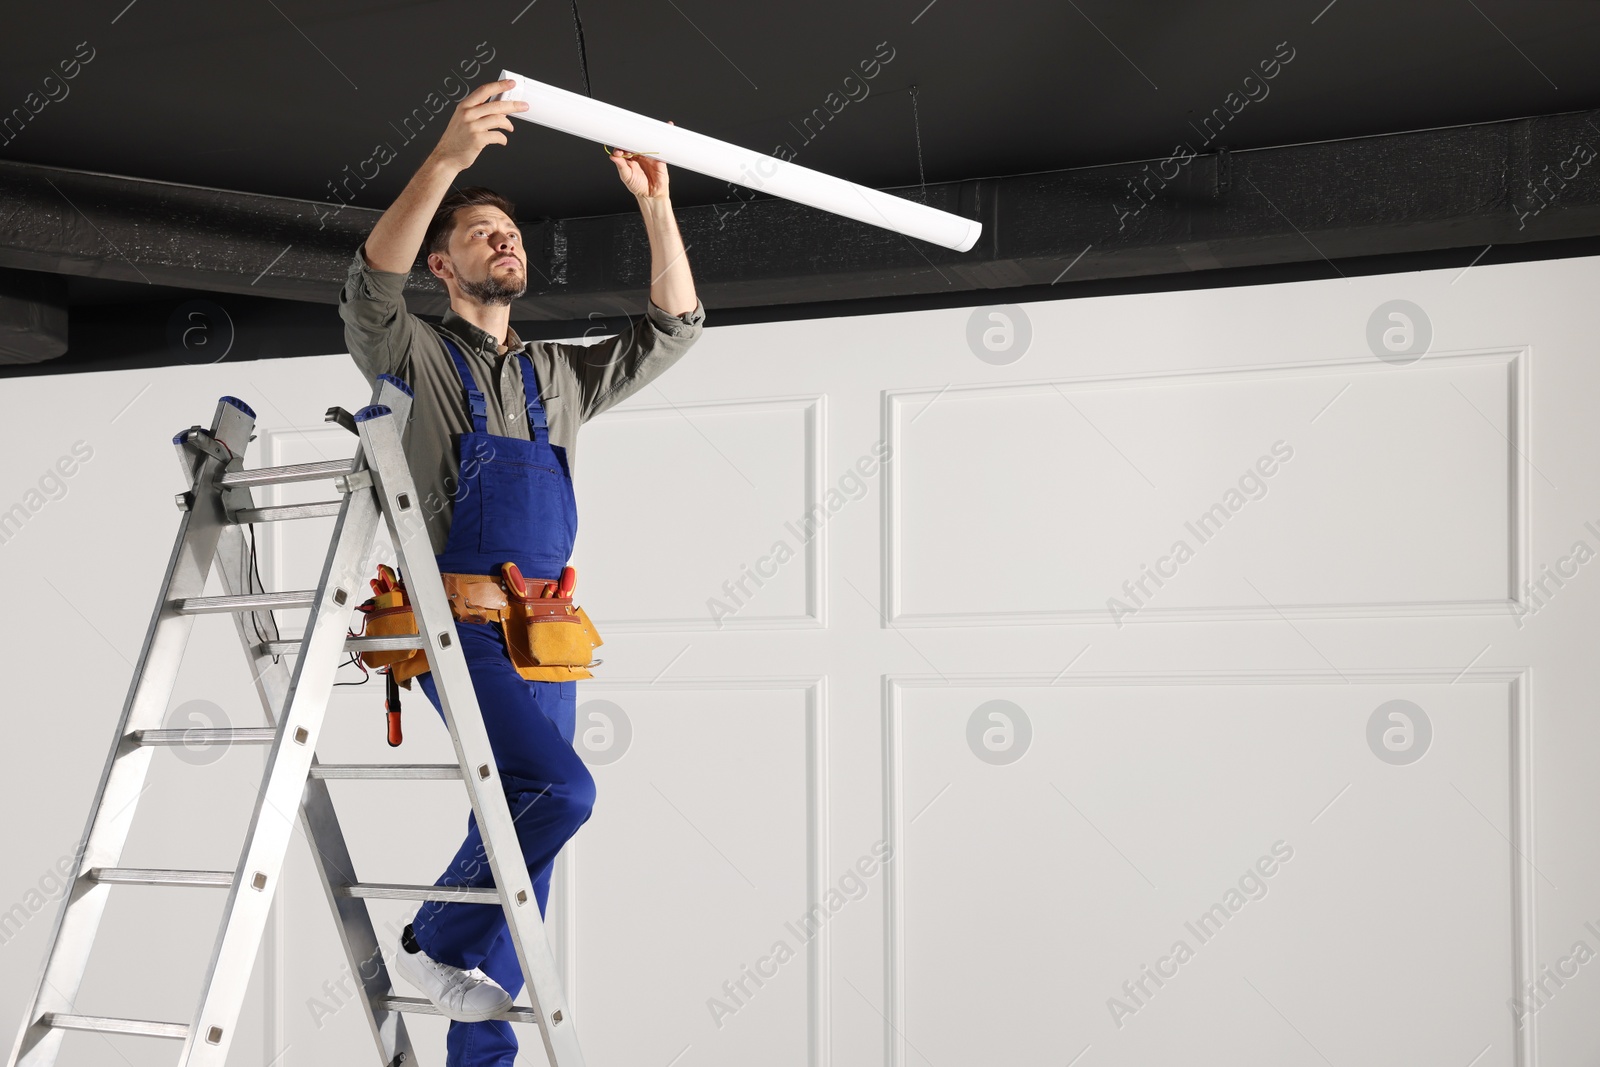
[501,595,599,673]
[360,596,431,687]
[362,604,417,667]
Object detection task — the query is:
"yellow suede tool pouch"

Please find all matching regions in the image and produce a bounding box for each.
[360,589,431,687]
[500,595,603,681]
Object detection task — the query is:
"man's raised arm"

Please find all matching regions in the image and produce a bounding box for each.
[555,128,705,421]
[338,80,528,377]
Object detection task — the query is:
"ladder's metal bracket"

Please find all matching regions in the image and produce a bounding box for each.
[175,426,234,466]
[179,423,258,525]
[219,485,258,527]
[324,407,359,437]
[335,469,374,494]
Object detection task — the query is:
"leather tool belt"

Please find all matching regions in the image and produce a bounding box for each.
[359,564,603,686]
[443,567,603,682]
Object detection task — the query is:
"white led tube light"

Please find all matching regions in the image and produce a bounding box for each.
[493,69,983,253]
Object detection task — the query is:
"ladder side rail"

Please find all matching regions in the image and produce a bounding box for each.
[211,377,419,1067]
[178,471,385,1066]
[358,406,587,1067]
[216,524,417,1067]
[6,399,256,1067]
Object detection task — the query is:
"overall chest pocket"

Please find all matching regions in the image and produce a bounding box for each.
[477,455,576,564]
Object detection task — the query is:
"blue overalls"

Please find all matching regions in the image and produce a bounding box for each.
[409,334,597,1067]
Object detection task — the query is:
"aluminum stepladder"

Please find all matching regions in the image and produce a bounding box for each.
[7,374,585,1067]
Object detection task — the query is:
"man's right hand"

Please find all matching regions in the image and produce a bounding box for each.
[428,79,530,173]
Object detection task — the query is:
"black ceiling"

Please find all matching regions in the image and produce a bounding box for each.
[8,0,1600,214]
[4,0,1600,369]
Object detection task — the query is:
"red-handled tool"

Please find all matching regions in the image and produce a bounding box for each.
[501,561,529,599]
[384,671,403,746]
[557,566,576,599]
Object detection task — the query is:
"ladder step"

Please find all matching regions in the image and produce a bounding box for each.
[88,867,234,888]
[374,995,539,1026]
[174,591,316,614]
[232,500,344,523]
[335,882,500,904]
[310,764,462,780]
[218,459,355,488]
[259,633,425,657]
[131,727,278,746]
[41,1012,189,1040]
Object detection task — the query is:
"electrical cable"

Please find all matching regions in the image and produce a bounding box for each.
[249,519,371,686]
[246,522,279,666]
[909,84,927,203]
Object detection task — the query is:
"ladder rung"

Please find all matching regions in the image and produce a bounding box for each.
[310,764,462,780]
[174,591,316,614]
[218,459,355,488]
[374,995,539,1026]
[131,727,278,746]
[336,883,500,904]
[259,633,425,657]
[232,500,344,523]
[88,867,234,888]
[41,1012,189,1040]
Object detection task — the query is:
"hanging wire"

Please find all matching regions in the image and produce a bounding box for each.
[909,85,927,203]
[571,0,592,97]
[334,603,372,687]
[246,523,279,666]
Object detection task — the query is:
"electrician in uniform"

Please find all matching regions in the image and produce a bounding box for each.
[339,78,703,1067]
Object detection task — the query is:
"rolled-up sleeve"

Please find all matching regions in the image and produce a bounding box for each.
[338,242,424,382]
[553,298,707,422]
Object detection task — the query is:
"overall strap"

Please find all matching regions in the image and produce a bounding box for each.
[516,352,549,441]
[439,335,488,434]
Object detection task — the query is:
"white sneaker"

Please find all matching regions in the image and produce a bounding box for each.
[394,934,514,1023]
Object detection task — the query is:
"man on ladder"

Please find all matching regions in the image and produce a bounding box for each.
[339,77,703,1065]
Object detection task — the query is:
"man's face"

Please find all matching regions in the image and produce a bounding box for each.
[434,206,526,306]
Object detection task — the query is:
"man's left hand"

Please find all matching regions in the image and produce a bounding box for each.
[610,120,674,200]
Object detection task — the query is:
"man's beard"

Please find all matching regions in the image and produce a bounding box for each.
[458,264,527,306]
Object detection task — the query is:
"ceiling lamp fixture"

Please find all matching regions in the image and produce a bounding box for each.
[493,69,983,253]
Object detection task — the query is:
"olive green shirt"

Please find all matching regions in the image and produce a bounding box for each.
[338,242,706,555]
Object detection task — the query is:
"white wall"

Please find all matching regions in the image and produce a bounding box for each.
[3,252,1599,1067]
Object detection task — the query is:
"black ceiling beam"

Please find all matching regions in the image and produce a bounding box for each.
[1,107,1598,349]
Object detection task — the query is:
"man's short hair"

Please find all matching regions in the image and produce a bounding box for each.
[423,187,519,261]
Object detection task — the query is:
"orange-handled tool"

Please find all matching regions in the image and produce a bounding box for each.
[385,672,403,747]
